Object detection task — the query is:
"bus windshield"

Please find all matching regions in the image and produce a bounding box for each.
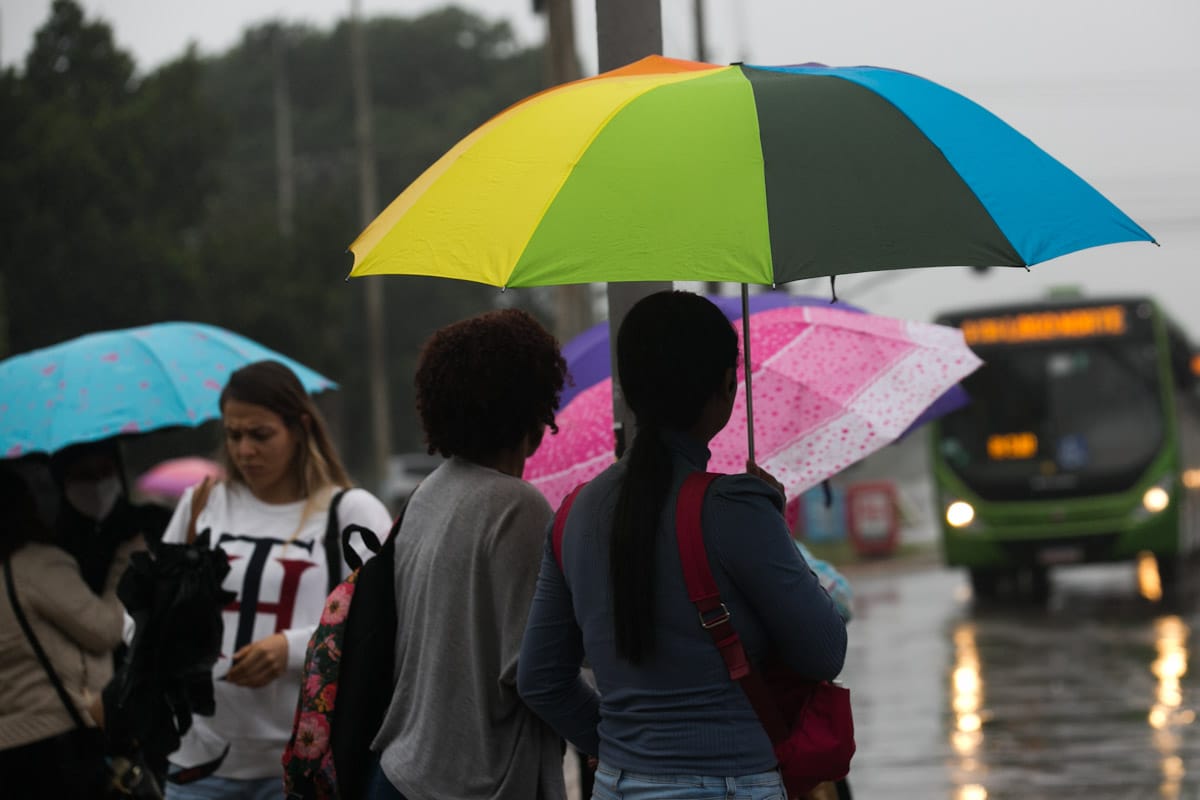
[938,337,1164,500]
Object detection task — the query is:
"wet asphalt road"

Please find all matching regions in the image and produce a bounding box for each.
[840,559,1200,800]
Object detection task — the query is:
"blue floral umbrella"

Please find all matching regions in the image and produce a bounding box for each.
[0,322,335,458]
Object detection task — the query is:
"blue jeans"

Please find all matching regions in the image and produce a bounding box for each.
[164,775,281,800]
[592,763,786,800]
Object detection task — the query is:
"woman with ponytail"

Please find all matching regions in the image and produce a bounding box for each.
[159,360,392,799]
[519,291,847,799]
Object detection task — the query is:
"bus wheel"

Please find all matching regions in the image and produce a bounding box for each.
[1158,556,1180,598]
[969,568,1002,600]
[1028,566,1051,605]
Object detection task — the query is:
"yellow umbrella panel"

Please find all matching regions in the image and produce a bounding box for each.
[348,57,774,288]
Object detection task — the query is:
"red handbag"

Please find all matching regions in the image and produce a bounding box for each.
[676,472,855,799]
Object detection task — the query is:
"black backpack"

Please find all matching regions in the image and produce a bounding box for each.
[283,500,407,800]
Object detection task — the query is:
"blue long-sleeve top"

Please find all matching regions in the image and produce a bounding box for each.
[518,430,847,775]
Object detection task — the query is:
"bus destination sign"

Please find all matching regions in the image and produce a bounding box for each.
[961,305,1127,346]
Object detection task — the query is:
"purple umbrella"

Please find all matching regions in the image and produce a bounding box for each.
[560,292,968,432]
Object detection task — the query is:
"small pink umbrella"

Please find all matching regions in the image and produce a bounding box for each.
[525,305,981,509]
[136,456,224,502]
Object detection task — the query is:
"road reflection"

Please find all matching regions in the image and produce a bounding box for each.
[1151,615,1192,798]
[840,561,1200,799]
[950,622,987,799]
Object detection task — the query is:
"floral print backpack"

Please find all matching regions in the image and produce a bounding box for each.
[283,506,405,800]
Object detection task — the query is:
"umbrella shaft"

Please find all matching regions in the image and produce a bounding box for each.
[742,284,755,464]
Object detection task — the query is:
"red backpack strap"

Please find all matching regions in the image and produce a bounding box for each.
[676,473,749,680]
[676,472,788,743]
[552,484,586,572]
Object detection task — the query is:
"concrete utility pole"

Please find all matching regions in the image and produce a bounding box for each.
[272,25,295,239]
[693,0,708,62]
[596,0,669,457]
[350,0,392,493]
[541,0,593,343]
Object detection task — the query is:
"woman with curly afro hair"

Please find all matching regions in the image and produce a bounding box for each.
[369,308,569,800]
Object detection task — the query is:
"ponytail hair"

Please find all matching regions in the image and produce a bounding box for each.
[611,292,738,663]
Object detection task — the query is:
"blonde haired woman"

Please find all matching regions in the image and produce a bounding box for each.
[160,360,392,800]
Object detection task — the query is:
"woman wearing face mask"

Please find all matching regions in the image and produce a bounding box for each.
[52,441,171,595]
[159,360,392,800]
[0,466,142,799]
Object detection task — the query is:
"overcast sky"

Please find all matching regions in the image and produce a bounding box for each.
[4,0,1199,330]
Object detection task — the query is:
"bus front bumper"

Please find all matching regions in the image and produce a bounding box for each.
[941,504,1180,569]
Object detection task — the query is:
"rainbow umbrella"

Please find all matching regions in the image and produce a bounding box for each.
[525,305,982,509]
[349,54,1151,462]
[349,55,1153,287]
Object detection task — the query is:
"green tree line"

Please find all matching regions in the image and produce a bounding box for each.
[1,0,552,482]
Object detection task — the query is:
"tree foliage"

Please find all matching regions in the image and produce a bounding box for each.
[1,1,221,357]
[1,1,552,481]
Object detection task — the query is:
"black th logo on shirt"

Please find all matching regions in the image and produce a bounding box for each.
[217,533,318,652]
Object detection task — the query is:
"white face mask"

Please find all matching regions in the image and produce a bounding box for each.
[64,475,123,521]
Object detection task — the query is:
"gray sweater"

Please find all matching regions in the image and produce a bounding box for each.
[372,457,566,800]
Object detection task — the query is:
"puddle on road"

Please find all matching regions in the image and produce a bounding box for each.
[841,563,1200,799]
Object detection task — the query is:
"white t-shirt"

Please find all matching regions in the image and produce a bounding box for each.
[160,481,393,779]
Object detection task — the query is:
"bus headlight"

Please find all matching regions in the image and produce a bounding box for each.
[1143,486,1170,514]
[946,501,976,528]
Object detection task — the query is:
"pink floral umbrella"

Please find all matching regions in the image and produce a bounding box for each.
[525,305,981,509]
[135,456,224,503]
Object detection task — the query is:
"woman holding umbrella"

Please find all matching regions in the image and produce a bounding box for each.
[518,291,848,798]
[158,361,391,799]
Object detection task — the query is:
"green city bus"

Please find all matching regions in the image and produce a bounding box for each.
[931,295,1200,599]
